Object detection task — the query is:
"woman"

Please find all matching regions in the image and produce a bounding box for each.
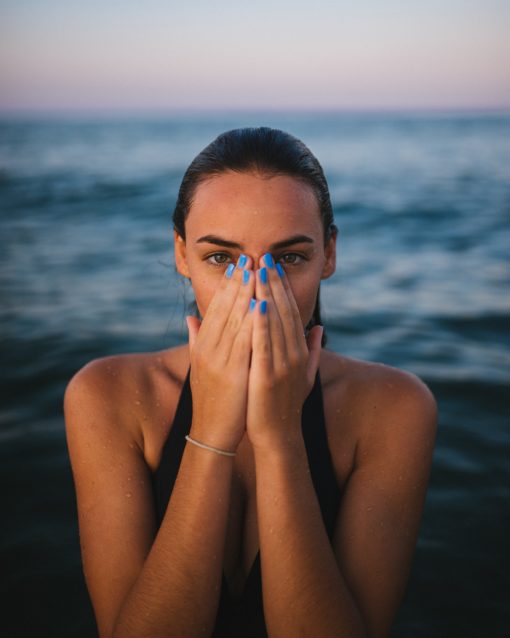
[64,127,437,638]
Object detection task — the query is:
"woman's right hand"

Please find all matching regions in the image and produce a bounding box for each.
[186,255,255,453]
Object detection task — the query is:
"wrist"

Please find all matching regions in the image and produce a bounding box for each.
[249,425,305,459]
[189,421,241,455]
[185,434,236,458]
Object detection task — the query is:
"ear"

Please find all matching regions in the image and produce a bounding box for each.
[174,230,191,278]
[321,230,337,280]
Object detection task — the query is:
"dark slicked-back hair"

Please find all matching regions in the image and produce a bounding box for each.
[173,127,337,340]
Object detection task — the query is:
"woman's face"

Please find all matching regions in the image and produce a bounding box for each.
[174,171,336,327]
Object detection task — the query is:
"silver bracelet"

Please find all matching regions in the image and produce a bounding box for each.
[185,434,236,457]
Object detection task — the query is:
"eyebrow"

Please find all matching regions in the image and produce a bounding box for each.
[195,234,315,250]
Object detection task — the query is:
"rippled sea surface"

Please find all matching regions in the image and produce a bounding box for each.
[1,112,509,637]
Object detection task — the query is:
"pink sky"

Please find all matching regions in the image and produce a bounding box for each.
[1,0,509,112]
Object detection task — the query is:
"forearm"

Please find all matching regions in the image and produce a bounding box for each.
[112,431,233,638]
[254,433,367,638]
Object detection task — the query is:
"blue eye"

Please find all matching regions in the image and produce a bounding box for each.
[206,252,232,266]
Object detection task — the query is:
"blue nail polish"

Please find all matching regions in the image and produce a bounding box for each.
[243,269,250,285]
[260,300,267,315]
[249,298,257,313]
[263,253,275,269]
[259,267,268,284]
[238,254,247,269]
[276,263,284,278]
[226,263,235,278]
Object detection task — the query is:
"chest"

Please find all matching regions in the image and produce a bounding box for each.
[221,438,259,600]
[147,373,357,600]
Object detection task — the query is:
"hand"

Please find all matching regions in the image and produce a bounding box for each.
[246,253,323,450]
[186,256,255,452]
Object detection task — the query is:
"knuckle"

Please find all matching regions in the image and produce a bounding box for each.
[279,304,292,321]
[288,352,302,369]
[226,314,242,334]
[259,340,271,358]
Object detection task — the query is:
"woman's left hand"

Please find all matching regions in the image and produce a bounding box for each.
[246,253,323,450]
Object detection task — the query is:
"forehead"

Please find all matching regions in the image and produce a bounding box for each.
[185,171,322,243]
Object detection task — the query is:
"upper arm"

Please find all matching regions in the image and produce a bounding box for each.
[64,360,158,638]
[332,369,438,638]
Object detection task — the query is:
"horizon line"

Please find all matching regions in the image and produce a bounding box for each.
[1,104,509,120]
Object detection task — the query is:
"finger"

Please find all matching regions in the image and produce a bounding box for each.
[261,253,303,355]
[228,295,255,369]
[218,265,256,362]
[199,254,253,347]
[186,315,202,352]
[273,260,309,355]
[252,296,272,375]
[255,263,286,368]
[305,325,323,387]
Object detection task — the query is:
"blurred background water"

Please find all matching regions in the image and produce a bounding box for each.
[1,111,509,637]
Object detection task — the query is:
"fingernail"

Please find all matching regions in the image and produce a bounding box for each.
[263,253,275,268]
[249,298,257,313]
[237,254,247,269]
[276,263,284,278]
[226,264,235,278]
[260,300,267,315]
[243,269,250,285]
[259,267,268,284]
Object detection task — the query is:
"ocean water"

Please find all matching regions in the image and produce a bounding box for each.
[1,112,509,637]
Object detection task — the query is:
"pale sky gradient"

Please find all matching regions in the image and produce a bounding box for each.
[1,0,509,112]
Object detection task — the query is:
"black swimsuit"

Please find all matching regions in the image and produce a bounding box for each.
[151,369,341,637]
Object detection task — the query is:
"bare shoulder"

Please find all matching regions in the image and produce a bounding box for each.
[319,349,438,477]
[64,344,190,463]
[321,351,438,637]
[62,345,189,638]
